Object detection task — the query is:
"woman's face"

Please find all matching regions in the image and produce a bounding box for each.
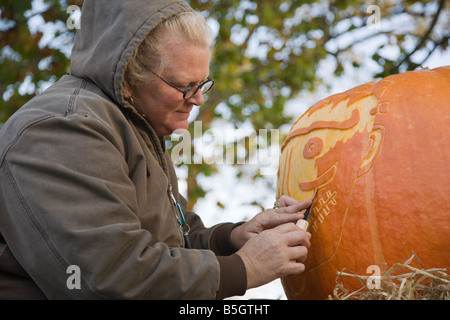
[130,42,211,136]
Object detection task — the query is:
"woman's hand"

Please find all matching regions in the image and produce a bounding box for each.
[236,222,311,289]
[230,195,312,250]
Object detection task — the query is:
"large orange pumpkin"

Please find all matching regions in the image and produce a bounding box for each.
[276,66,450,300]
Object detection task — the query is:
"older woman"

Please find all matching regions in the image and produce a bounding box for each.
[0,0,311,299]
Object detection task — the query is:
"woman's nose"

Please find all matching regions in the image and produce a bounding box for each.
[187,89,205,106]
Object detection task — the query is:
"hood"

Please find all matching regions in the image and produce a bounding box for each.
[69,0,193,106]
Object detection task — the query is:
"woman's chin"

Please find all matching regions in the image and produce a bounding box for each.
[168,122,189,135]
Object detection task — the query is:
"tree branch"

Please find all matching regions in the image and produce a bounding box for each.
[417,35,450,67]
[327,31,385,57]
[397,0,446,68]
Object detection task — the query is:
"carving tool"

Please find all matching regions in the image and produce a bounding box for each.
[297,188,318,231]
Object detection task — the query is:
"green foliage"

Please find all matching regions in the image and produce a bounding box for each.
[1,0,449,208]
[0,0,83,124]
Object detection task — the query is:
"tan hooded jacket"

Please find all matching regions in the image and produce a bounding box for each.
[0,0,246,299]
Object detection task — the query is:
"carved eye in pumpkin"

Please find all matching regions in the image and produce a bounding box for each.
[303,137,324,159]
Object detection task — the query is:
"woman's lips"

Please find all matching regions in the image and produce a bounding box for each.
[298,163,337,191]
[175,109,192,119]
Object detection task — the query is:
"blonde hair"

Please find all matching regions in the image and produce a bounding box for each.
[124,11,212,88]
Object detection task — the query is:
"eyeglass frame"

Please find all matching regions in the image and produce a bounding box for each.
[144,66,214,100]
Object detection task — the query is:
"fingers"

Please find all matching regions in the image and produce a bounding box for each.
[285,261,306,275]
[277,195,300,207]
[275,196,313,214]
[272,225,309,276]
[258,208,312,239]
[277,226,310,275]
[263,211,304,228]
[274,223,311,248]
[264,200,310,227]
[287,245,308,263]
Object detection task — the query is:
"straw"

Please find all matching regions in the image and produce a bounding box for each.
[328,252,450,300]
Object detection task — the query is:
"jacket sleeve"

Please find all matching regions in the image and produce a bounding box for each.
[180,196,247,299]
[170,167,248,299]
[0,112,222,299]
[182,210,248,299]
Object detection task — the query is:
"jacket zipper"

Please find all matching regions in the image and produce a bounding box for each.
[130,112,190,247]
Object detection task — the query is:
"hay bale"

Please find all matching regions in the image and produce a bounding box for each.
[329,253,450,300]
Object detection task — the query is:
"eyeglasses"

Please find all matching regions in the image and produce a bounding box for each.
[145,66,214,100]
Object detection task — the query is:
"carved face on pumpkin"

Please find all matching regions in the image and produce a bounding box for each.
[277,83,388,232]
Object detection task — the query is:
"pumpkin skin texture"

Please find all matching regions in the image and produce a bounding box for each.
[276,66,450,300]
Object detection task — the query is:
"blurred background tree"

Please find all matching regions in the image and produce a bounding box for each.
[1,0,449,212]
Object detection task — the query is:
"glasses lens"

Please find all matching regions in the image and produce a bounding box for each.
[184,87,197,100]
[201,80,214,94]
[184,80,214,100]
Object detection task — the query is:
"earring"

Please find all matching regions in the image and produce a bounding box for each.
[124,91,135,106]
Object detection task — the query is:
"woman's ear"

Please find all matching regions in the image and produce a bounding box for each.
[122,81,132,99]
